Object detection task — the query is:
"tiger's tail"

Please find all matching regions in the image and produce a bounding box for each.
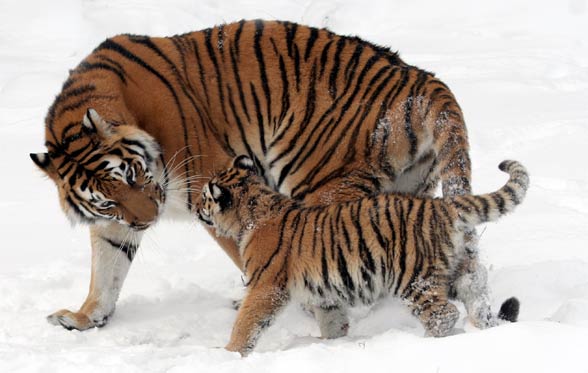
[450,160,529,227]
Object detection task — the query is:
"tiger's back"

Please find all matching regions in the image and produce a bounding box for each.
[45,19,467,206]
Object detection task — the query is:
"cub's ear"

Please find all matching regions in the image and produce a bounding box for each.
[210,183,232,210]
[30,152,56,177]
[83,108,113,137]
[233,155,256,174]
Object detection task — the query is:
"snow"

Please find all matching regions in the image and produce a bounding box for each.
[1,0,587,371]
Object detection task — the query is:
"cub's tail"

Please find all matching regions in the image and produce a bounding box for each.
[451,160,529,227]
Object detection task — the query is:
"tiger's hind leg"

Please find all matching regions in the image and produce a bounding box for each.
[226,284,289,356]
[403,280,459,337]
[451,237,520,327]
[313,304,350,339]
[452,248,519,329]
[434,122,510,328]
[47,223,142,331]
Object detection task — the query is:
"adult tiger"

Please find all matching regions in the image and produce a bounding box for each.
[30,19,507,334]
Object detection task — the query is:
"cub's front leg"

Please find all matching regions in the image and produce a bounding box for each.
[47,223,142,330]
[226,284,289,356]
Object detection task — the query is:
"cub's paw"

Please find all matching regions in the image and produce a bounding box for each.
[425,303,460,337]
[47,309,109,331]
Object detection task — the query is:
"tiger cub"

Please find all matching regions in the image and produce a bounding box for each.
[196,155,529,355]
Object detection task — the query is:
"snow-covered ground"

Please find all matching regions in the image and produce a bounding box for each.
[1,0,587,371]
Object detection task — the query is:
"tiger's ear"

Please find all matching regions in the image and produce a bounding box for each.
[233,155,256,174]
[30,152,57,178]
[83,108,113,137]
[211,183,232,210]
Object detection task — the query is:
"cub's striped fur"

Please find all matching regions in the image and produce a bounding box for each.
[32,19,495,333]
[197,156,529,355]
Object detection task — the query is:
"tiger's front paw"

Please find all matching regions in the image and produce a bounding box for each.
[47,309,109,331]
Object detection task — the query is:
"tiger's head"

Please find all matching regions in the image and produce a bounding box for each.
[30,108,165,231]
[196,155,259,238]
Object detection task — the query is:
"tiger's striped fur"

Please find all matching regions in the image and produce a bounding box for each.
[197,157,529,355]
[32,19,488,332]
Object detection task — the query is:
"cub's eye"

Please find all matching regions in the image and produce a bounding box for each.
[97,200,116,209]
[125,166,136,186]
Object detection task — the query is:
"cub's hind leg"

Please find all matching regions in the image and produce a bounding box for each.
[226,284,289,356]
[47,223,142,331]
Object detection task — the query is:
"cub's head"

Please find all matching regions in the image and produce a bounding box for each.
[31,108,165,231]
[196,155,258,237]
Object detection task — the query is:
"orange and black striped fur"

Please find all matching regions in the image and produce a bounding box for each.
[197,156,529,355]
[31,20,494,332]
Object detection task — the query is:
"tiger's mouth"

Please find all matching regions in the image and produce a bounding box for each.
[196,209,213,226]
[129,222,151,231]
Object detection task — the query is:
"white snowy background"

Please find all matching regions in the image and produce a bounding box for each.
[1,0,587,371]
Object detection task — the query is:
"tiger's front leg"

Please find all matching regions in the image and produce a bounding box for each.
[47,223,142,331]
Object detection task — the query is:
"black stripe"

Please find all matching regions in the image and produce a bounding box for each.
[320,212,331,290]
[103,237,138,262]
[77,60,127,84]
[234,19,245,58]
[336,244,355,293]
[293,44,301,91]
[204,28,229,122]
[253,20,272,126]
[402,200,426,298]
[248,208,296,287]
[502,185,520,205]
[492,192,507,214]
[191,39,210,107]
[310,210,321,256]
[285,22,298,58]
[248,83,267,157]
[295,211,308,256]
[369,197,387,251]
[60,122,81,143]
[343,43,364,85]
[57,94,117,118]
[392,198,409,295]
[276,54,291,134]
[319,40,333,78]
[338,206,353,254]
[229,38,251,123]
[353,199,376,273]
[328,38,346,99]
[304,28,319,61]
[404,94,417,159]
